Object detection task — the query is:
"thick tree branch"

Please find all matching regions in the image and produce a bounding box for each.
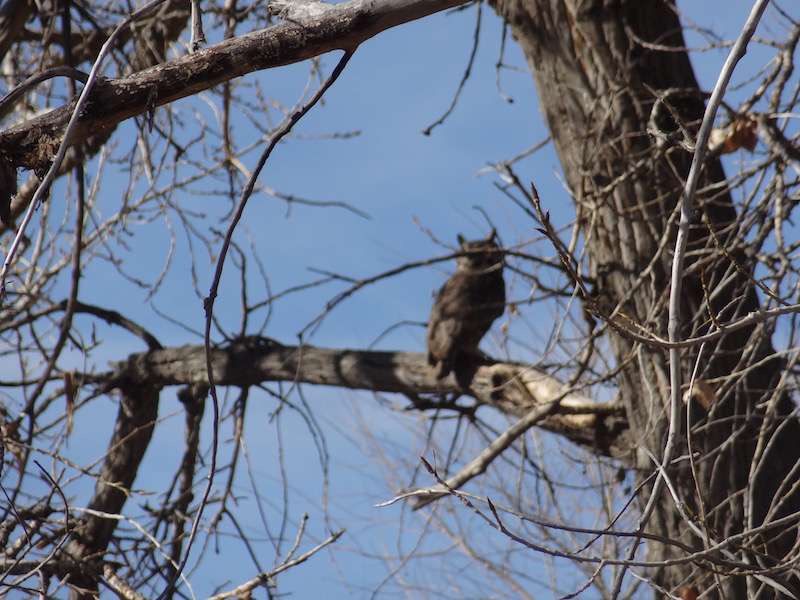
[0,0,468,172]
[64,384,159,599]
[0,0,190,235]
[111,337,628,455]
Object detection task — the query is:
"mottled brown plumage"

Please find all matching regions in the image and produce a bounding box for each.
[427,231,505,379]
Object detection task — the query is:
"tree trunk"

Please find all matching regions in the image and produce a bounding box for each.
[489,0,800,597]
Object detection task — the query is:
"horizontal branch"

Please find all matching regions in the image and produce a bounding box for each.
[0,0,468,171]
[110,336,629,456]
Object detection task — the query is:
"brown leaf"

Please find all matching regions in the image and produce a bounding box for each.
[709,115,757,154]
[678,586,698,600]
[683,380,716,411]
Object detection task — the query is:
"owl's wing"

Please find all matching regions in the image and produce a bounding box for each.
[426,277,468,375]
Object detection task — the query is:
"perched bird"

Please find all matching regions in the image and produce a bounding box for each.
[426,230,505,380]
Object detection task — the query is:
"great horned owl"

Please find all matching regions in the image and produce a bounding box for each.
[427,230,505,379]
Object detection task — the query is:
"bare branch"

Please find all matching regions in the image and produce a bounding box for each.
[207,529,344,600]
[0,0,470,172]
[111,337,627,454]
[389,395,565,510]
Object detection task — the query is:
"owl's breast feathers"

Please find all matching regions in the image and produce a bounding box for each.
[426,266,505,379]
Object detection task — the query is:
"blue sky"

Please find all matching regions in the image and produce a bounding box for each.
[5,0,797,598]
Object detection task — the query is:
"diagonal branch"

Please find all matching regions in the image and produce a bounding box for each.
[396,396,565,510]
[0,0,470,172]
[64,384,159,599]
[207,528,344,600]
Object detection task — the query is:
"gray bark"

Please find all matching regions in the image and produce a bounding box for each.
[111,337,627,455]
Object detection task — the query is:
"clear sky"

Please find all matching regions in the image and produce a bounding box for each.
[10,1,796,598]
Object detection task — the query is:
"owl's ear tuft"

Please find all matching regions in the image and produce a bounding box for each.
[457,233,466,247]
[485,228,497,242]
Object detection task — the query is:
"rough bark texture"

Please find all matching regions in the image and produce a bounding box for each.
[65,384,158,599]
[0,0,466,174]
[111,337,627,455]
[489,0,800,597]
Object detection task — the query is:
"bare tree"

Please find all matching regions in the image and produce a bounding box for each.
[0,0,798,598]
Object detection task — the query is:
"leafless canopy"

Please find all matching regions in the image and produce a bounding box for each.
[0,1,799,599]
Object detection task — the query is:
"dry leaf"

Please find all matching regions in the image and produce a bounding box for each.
[709,115,757,154]
[678,586,698,600]
[683,380,716,410]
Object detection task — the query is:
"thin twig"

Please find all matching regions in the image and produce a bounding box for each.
[207,529,344,600]
[0,67,89,119]
[190,0,206,52]
[610,2,771,597]
[421,1,481,135]
[170,48,356,600]
[0,0,168,301]
[410,395,563,510]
